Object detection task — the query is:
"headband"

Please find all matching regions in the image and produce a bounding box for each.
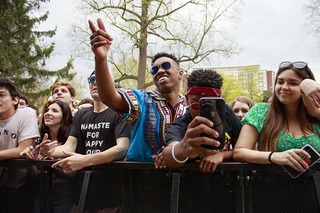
[186,86,221,97]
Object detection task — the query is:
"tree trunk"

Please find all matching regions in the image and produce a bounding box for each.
[137,0,150,89]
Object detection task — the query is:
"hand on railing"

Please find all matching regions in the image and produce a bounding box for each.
[153,151,167,169]
[20,144,54,160]
[197,151,224,173]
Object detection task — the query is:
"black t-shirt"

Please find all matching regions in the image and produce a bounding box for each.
[165,106,242,148]
[70,107,131,209]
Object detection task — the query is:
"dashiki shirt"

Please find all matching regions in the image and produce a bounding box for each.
[117,88,188,162]
[242,103,320,152]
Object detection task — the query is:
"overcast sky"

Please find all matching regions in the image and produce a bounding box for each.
[43,0,320,81]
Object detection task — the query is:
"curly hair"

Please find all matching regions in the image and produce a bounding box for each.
[187,68,223,88]
[0,77,20,110]
[151,52,179,66]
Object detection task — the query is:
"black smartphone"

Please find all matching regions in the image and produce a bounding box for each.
[199,97,226,150]
[283,144,320,178]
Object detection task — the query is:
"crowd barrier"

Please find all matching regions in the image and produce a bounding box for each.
[1,159,320,213]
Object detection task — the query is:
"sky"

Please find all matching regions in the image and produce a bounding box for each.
[42,0,320,82]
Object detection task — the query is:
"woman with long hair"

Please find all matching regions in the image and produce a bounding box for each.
[21,100,73,212]
[233,61,320,212]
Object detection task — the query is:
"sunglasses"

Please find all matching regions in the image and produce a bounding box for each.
[279,61,315,80]
[279,61,308,70]
[150,61,171,75]
[87,76,96,84]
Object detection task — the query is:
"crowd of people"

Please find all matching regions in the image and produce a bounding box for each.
[0,18,320,212]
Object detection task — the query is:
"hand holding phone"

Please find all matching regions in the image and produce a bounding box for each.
[283,144,320,178]
[199,97,226,150]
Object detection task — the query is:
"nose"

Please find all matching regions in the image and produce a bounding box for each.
[156,67,166,75]
[282,82,289,89]
[237,111,244,119]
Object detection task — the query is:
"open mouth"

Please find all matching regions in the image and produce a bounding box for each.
[158,76,169,82]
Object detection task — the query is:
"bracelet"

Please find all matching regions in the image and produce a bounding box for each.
[171,143,189,164]
[268,152,276,164]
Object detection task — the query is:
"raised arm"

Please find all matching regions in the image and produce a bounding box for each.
[88,18,129,113]
[300,79,320,120]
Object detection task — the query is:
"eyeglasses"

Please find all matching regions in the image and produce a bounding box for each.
[279,61,307,70]
[87,76,96,84]
[189,102,200,111]
[150,61,171,75]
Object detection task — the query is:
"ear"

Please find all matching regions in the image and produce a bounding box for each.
[13,96,19,104]
[13,96,19,106]
[178,69,184,80]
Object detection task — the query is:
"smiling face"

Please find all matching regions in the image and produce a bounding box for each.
[152,57,183,94]
[52,85,75,105]
[275,69,303,106]
[43,103,63,128]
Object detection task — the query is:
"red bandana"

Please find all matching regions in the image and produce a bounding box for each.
[186,86,221,97]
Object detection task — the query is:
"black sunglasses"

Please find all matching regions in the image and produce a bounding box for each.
[279,61,315,80]
[279,61,308,70]
[150,61,171,75]
[87,76,96,84]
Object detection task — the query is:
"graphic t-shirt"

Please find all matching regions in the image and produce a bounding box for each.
[69,107,131,209]
[0,107,40,188]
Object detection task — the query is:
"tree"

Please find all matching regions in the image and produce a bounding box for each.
[221,74,243,104]
[0,0,75,106]
[238,65,262,102]
[305,0,320,35]
[72,0,240,89]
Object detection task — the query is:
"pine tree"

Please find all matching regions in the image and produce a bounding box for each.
[0,0,75,103]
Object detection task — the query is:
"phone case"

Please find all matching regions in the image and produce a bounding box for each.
[283,144,320,178]
[199,97,226,150]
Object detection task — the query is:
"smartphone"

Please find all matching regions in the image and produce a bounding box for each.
[199,97,226,150]
[283,144,320,178]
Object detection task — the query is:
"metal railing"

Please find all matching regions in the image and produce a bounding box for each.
[1,159,319,213]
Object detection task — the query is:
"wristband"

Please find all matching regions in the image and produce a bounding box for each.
[268,152,275,164]
[171,143,189,164]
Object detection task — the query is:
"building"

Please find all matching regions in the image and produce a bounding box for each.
[212,65,275,92]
